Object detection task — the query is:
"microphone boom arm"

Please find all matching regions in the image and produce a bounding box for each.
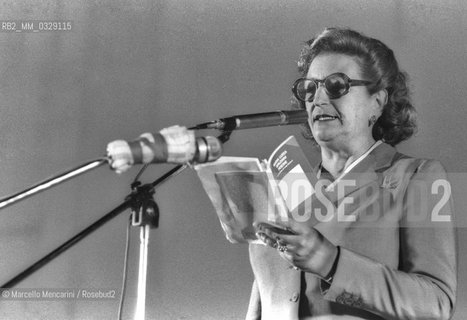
[0,158,108,210]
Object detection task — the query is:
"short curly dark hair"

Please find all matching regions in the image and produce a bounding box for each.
[293,27,417,146]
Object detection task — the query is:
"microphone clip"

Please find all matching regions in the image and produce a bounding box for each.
[191,119,225,130]
[128,181,159,229]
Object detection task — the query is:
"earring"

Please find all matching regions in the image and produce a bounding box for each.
[368,115,377,127]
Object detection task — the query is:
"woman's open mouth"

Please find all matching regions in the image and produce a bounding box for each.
[313,114,340,122]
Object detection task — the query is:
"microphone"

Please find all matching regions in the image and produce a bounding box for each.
[193,109,309,131]
[106,126,223,173]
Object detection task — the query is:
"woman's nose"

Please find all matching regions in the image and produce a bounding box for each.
[313,83,331,106]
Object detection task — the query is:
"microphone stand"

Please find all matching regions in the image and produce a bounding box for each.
[0,129,233,320]
[0,162,187,290]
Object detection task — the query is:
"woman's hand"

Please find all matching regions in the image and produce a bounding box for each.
[254,221,338,279]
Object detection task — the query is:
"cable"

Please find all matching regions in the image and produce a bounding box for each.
[133,164,149,184]
[118,215,133,320]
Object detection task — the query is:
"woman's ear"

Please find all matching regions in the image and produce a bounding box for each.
[373,89,388,115]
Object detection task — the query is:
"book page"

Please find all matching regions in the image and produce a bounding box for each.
[195,157,287,243]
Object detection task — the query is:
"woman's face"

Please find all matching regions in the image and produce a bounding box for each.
[306,53,381,150]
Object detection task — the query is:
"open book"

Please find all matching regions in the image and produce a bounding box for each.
[194,136,316,243]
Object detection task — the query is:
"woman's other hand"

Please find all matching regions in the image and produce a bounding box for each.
[255,221,338,279]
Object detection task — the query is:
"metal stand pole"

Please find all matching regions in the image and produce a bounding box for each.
[127,179,160,320]
[135,225,150,320]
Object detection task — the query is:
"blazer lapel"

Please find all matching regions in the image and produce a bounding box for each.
[312,143,399,241]
[293,143,399,231]
[321,142,398,207]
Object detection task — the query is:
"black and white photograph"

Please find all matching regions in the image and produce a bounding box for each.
[0,1,465,319]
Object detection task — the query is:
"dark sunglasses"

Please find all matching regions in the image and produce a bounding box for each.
[292,72,373,102]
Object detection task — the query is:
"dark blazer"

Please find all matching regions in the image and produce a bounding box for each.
[246,142,457,319]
